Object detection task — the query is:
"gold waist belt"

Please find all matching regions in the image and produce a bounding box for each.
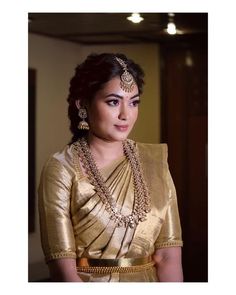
[76,256,155,274]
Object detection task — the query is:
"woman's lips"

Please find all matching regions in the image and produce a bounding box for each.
[114,125,129,132]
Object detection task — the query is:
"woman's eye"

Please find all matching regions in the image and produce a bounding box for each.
[130,100,140,107]
[106,99,119,106]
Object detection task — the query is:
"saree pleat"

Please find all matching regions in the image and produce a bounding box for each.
[38,141,183,282]
[75,156,136,259]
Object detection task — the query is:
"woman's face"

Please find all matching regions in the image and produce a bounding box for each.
[86,76,140,142]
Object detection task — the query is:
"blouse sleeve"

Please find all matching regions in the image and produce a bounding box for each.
[154,155,183,249]
[38,156,76,263]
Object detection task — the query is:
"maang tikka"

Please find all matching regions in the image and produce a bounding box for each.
[78,108,89,130]
[115,57,135,92]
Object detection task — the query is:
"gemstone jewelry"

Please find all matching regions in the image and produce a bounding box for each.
[74,137,151,228]
[78,108,89,130]
[115,57,136,93]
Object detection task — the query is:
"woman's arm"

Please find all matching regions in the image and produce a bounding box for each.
[48,258,83,282]
[153,246,183,282]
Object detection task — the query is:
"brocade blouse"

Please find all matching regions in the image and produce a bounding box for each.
[38,141,183,282]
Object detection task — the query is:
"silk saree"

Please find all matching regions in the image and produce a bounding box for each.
[38,141,183,282]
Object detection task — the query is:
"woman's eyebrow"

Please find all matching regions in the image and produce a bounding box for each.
[104,93,140,99]
[130,94,140,100]
[105,93,123,99]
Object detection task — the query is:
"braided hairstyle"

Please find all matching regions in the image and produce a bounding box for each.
[67,53,145,143]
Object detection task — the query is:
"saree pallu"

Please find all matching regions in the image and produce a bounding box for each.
[38,141,183,282]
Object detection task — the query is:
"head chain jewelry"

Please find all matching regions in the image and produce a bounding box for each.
[115,57,135,92]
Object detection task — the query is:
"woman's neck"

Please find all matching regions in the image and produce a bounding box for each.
[87,134,124,163]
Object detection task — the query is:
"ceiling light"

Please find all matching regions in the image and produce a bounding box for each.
[167,22,176,35]
[127,13,144,24]
[166,13,177,35]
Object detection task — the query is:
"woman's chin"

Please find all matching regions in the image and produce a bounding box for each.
[88,129,131,142]
[113,132,130,141]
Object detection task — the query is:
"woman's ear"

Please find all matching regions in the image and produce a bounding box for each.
[75,100,81,110]
[76,99,89,110]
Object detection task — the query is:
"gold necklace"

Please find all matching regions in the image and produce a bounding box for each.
[75,137,151,228]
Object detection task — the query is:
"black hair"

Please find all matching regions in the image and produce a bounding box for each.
[67,53,145,143]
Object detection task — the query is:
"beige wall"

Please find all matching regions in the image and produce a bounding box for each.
[28,33,161,281]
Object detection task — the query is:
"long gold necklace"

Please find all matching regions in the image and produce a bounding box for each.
[75,137,151,228]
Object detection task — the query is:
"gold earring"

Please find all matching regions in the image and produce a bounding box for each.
[78,108,89,130]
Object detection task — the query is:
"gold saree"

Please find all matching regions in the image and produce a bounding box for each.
[38,141,183,282]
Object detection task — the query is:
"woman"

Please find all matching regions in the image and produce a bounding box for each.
[38,53,183,282]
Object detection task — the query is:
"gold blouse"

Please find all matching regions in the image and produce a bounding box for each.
[38,141,183,282]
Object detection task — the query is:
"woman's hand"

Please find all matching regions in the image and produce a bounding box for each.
[153,246,183,282]
[48,258,83,282]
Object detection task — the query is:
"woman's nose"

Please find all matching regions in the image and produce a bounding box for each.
[118,103,128,121]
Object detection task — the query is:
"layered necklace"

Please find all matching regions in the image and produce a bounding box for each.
[75,137,151,228]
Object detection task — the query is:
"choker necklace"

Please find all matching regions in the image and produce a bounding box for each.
[75,137,151,228]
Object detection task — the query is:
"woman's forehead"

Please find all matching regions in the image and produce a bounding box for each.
[98,77,138,96]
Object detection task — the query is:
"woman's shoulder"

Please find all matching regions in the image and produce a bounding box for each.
[136,141,167,151]
[42,143,77,175]
[135,141,168,163]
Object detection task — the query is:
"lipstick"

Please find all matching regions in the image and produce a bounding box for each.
[114,125,129,132]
